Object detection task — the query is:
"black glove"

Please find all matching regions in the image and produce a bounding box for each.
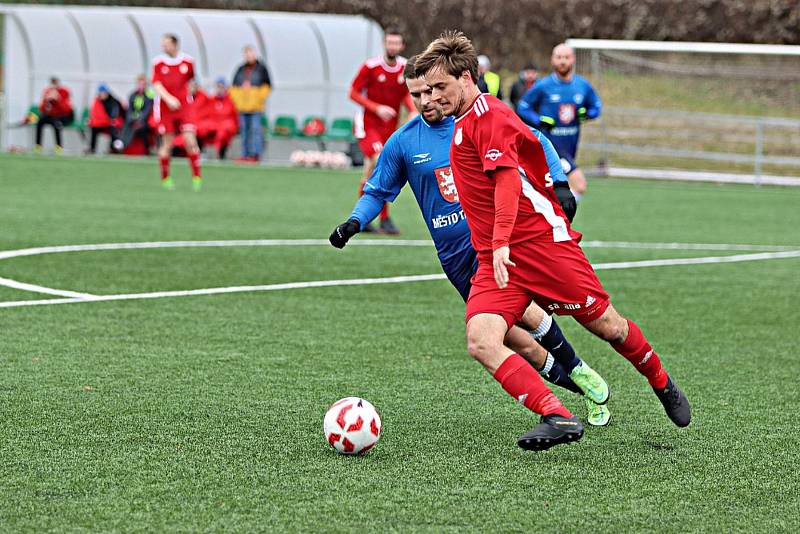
[554,182,577,222]
[537,115,556,132]
[329,219,361,249]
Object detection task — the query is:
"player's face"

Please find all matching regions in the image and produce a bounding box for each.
[244,47,257,64]
[162,37,177,57]
[384,35,404,60]
[407,77,444,123]
[424,66,472,117]
[552,46,575,77]
[523,68,537,82]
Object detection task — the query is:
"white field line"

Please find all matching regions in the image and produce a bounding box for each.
[0,248,798,310]
[0,239,795,262]
[0,276,96,298]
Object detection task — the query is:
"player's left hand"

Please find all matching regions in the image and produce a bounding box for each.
[493,246,516,289]
[577,107,588,123]
[554,182,577,222]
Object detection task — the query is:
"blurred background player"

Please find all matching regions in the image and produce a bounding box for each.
[510,62,538,111]
[115,74,155,154]
[151,33,202,192]
[476,55,502,100]
[348,29,415,234]
[34,76,74,154]
[230,45,272,163]
[195,77,239,160]
[330,58,611,427]
[517,43,601,202]
[86,83,123,154]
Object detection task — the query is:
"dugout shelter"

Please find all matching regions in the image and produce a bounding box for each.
[0,4,384,151]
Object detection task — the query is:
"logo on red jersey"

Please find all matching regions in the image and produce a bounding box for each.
[484,149,503,162]
[558,104,575,124]
[378,73,386,82]
[179,63,189,74]
[160,66,169,74]
[454,127,463,146]
[435,166,459,203]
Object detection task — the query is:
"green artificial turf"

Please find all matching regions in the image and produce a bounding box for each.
[1,154,799,532]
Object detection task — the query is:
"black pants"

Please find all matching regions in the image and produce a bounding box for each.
[35,112,74,147]
[89,126,120,153]
[119,121,150,153]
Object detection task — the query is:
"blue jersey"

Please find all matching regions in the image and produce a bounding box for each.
[350,113,569,300]
[517,73,601,159]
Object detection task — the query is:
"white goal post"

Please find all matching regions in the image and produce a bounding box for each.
[564,39,800,186]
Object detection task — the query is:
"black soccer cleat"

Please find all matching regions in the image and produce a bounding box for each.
[517,414,584,451]
[361,222,377,233]
[379,217,400,235]
[654,375,691,427]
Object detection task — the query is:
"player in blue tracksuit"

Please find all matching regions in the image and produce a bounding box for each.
[329,59,611,426]
[517,43,601,202]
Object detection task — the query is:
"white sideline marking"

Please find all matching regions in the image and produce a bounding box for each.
[0,276,96,299]
[0,274,449,309]
[0,239,798,309]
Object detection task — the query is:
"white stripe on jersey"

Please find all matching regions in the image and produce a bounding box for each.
[518,167,571,242]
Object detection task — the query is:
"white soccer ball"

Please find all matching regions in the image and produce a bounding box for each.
[323,397,382,455]
[290,150,306,166]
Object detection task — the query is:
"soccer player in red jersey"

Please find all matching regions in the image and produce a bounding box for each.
[415,31,690,449]
[349,30,416,234]
[151,34,202,192]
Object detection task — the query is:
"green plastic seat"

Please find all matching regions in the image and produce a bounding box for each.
[272,115,297,137]
[326,117,354,141]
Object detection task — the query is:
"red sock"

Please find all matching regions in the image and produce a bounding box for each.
[493,354,572,417]
[380,202,389,221]
[188,151,201,178]
[611,319,668,389]
[159,156,170,180]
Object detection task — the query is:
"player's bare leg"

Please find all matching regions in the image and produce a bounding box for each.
[582,304,691,427]
[568,168,587,202]
[157,133,175,190]
[181,129,203,192]
[466,313,583,450]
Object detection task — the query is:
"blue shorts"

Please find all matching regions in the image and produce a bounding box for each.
[440,249,479,302]
[559,153,578,176]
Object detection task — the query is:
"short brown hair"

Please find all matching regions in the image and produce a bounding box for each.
[414,30,478,83]
[403,55,418,80]
[163,33,179,45]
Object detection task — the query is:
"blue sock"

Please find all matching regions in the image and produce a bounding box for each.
[538,353,583,395]
[531,314,581,373]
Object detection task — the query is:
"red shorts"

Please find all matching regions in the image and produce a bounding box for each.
[465,239,610,330]
[357,125,395,159]
[155,105,196,136]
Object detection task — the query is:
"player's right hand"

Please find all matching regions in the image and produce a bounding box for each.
[538,116,556,131]
[375,105,397,122]
[166,96,181,111]
[329,219,361,249]
[492,246,516,289]
[554,182,577,222]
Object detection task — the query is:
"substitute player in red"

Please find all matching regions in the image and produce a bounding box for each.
[349,29,416,234]
[415,31,690,451]
[151,34,202,192]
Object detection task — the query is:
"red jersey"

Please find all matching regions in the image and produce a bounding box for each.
[350,56,411,132]
[39,86,72,116]
[151,52,195,107]
[450,93,577,260]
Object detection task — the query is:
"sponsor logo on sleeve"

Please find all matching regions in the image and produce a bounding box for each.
[412,153,431,165]
[484,148,503,162]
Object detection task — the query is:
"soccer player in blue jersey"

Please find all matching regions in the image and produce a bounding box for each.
[517,43,601,202]
[329,58,612,427]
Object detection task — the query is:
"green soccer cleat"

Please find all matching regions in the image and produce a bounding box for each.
[192,176,202,192]
[584,396,611,427]
[570,361,610,405]
[161,177,175,191]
